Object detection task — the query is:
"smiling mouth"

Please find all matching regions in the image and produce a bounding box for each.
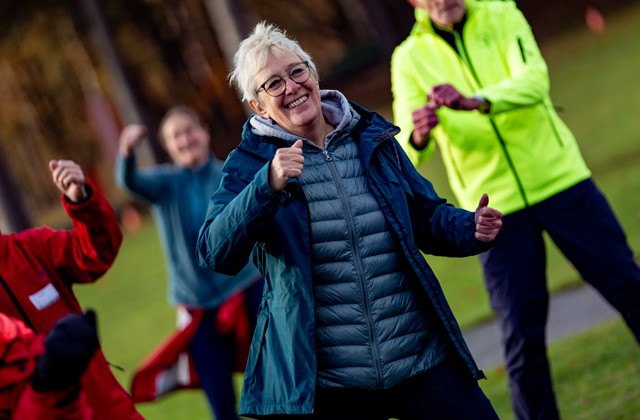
[287,95,308,109]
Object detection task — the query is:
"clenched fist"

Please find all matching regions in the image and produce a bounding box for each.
[49,160,87,203]
[269,139,305,192]
[119,124,148,157]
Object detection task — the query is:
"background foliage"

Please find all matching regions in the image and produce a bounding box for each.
[1,0,639,418]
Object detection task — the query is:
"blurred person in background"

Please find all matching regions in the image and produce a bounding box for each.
[0,310,100,419]
[391,0,640,418]
[0,159,142,419]
[196,22,503,419]
[116,106,264,420]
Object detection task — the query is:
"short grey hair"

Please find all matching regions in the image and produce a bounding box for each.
[228,21,318,104]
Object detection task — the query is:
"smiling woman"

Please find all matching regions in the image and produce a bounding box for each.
[196,21,504,419]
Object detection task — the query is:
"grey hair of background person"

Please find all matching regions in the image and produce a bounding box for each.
[228,21,319,105]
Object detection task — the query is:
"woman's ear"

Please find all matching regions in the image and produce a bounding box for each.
[249,100,268,118]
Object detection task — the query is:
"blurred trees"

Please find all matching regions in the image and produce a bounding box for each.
[0,0,414,230]
[0,0,635,231]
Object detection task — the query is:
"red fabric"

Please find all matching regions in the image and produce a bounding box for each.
[0,313,92,419]
[130,309,203,403]
[0,183,142,420]
[215,292,251,371]
[130,292,252,403]
[0,313,44,389]
[14,386,93,420]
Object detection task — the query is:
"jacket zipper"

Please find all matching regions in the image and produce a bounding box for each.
[0,274,37,331]
[369,140,484,380]
[322,148,384,388]
[454,29,530,208]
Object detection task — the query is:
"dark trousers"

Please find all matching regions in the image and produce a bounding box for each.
[262,358,498,420]
[190,278,264,420]
[479,179,640,420]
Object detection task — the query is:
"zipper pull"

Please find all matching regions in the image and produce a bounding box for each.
[322,149,333,162]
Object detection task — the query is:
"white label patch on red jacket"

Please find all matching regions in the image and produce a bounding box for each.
[29,283,60,310]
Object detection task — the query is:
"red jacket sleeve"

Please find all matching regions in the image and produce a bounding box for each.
[41,182,123,284]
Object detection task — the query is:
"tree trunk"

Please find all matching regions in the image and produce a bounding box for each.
[0,144,32,233]
[71,0,160,166]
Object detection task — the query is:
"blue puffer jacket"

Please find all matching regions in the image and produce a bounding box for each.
[196,99,493,416]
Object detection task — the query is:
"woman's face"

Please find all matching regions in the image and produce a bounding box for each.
[249,52,322,138]
[161,112,210,169]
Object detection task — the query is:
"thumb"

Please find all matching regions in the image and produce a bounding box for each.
[292,139,304,149]
[477,193,489,209]
[49,160,58,172]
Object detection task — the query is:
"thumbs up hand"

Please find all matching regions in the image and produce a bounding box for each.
[269,139,305,192]
[474,193,503,242]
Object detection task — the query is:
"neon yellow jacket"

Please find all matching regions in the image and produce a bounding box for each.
[391,0,591,214]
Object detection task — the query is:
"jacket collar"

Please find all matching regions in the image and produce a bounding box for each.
[236,95,399,165]
[349,102,400,166]
[247,89,359,147]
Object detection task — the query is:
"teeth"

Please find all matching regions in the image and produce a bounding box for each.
[288,96,307,109]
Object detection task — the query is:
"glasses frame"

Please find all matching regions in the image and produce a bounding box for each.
[256,61,311,97]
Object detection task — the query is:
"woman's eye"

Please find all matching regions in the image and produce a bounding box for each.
[267,78,283,90]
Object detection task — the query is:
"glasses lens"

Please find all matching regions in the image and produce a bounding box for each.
[290,63,310,83]
[264,77,285,96]
[262,62,311,97]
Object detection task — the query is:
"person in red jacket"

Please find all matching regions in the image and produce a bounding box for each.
[0,311,99,419]
[0,159,142,420]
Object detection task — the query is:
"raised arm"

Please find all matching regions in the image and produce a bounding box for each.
[43,160,123,283]
[114,124,166,203]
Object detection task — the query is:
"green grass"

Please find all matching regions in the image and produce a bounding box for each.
[75,4,640,418]
[480,320,640,419]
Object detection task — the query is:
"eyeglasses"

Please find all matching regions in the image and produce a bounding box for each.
[256,61,311,97]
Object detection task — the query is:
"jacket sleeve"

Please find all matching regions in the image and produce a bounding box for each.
[390,43,438,169]
[114,153,167,204]
[394,140,494,257]
[36,183,123,284]
[196,156,281,276]
[474,3,550,114]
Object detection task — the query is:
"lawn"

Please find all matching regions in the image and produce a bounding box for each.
[75,3,640,419]
[481,319,640,419]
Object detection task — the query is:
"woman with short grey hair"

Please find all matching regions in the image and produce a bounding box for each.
[197,21,503,419]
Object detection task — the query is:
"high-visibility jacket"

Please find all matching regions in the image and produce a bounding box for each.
[391,0,591,214]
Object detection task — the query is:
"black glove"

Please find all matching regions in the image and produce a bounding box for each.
[32,310,100,392]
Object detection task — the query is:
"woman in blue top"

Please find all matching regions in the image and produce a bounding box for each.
[196,22,503,419]
[116,106,263,420]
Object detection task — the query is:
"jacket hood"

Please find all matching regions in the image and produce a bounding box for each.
[232,97,399,180]
[248,89,360,147]
[239,89,362,160]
